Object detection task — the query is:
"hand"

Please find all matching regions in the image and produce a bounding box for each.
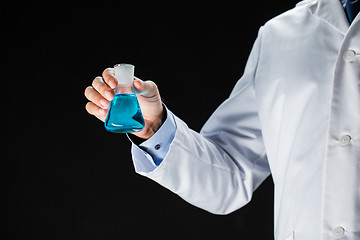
[84,68,165,139]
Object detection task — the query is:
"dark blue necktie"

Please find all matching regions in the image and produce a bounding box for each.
[345,0,360,23]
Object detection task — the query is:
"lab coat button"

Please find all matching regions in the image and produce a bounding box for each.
[338,134,351,146]
[332,226,346,239]
[342,50,356,62]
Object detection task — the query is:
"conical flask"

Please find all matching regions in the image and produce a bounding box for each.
[104,64,145,133]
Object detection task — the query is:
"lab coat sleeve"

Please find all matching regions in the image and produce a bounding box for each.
[131,28,270,215]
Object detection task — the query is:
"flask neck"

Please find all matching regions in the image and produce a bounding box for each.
[114,84,133,94]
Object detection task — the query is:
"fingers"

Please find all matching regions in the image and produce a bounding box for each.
[132,77,160,99]
[85,102,107,122]
[84,68,116,122]
[84,85,109,108]
[102,68,117,89]
[92,76,114,101]
[84,68,116,123]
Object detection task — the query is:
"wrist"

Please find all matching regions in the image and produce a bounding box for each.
[146,105,167,138]
[132,105,166,140]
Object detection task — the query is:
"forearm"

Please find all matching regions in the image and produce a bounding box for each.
[131,112,269,215]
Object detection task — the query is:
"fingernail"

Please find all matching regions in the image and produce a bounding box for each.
[105,90,113,100]
[132,80,143,94]
[100,99,108,108]
[98,108,106,115]
[109,79,116,89]
[133,80,142,88]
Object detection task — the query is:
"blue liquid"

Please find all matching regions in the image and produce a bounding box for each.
[104,93,145,133]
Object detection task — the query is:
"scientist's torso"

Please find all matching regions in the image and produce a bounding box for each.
[255,0,359,239]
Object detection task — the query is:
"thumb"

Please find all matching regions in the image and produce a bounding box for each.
[132,77,159,99]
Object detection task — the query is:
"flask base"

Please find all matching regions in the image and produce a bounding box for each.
[104,93,145,133]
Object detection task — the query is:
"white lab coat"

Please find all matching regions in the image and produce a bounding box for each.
[131,0,360,239]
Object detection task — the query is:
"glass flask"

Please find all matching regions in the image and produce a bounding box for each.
[104,64,145,133]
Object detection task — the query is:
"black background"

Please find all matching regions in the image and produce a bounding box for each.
[4,2,297,239]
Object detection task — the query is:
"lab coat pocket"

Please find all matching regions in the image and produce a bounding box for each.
[281,231,294,240]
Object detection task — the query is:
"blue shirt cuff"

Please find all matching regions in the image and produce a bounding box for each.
[128,106,176,167]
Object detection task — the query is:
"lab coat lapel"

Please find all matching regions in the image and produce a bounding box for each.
[310,0,350,34]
